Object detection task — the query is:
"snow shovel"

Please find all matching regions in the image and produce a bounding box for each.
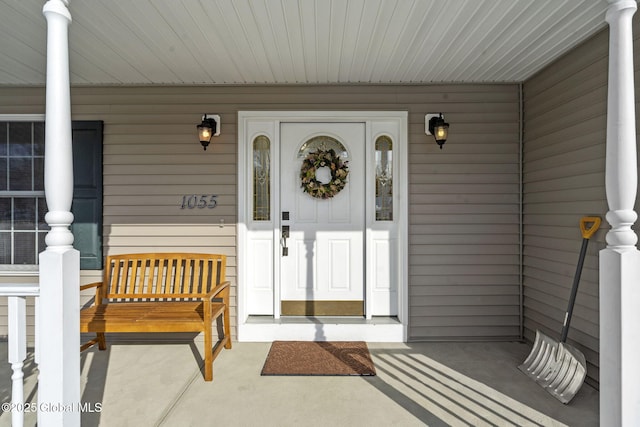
[518,215,601,404]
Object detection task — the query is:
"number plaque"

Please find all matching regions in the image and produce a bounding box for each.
[180,195,218,209]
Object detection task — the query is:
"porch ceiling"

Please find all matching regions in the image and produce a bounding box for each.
[1,0,608,86]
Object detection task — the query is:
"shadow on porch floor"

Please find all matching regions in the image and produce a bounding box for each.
[0,340,598,427]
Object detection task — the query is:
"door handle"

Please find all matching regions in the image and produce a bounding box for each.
[281,226,289,256]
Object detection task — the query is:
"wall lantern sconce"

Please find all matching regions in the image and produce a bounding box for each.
[425,113,450,149]
[197,114,221,150]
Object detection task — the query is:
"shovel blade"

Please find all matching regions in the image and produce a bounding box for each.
[518,330,587,404]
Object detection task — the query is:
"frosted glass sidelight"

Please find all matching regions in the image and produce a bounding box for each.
[253,135,271,221]
[375,136,393,221]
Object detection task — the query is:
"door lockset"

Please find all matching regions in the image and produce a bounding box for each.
[281,226,290,256]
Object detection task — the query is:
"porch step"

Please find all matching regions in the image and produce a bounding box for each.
[246,315,400,325]
[240,316,404,342]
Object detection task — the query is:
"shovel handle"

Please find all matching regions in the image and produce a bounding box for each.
[580,216,601,239]
[560,216,601,342]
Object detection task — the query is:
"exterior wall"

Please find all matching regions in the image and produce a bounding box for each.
[0,83,521,342]
[522,16,640,386]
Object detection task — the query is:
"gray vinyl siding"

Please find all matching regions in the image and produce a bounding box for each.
[407,86,521,340]
[521,19,632,385]
[0,83,521,342]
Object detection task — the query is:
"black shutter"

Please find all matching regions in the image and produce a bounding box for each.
[70,121,103,269]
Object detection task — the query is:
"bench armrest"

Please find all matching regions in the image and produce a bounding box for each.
[80,281,105,306]
[80,281,103,291]
[203,281,230,302]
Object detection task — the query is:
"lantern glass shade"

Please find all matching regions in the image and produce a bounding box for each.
[197,116,218,150]
[198,124,213,142]
[428,114,450,149]
[434,123,448,141]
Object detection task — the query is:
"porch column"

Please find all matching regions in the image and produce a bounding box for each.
[601,1,640,426]
[39,1,80,426]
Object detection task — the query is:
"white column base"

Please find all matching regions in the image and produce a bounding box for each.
[38,248,80,427]
[600,247,640,426]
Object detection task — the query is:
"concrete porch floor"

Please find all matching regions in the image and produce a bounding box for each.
[0,340,598,427]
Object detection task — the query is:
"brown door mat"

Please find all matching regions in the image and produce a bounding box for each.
[261,341,376,376]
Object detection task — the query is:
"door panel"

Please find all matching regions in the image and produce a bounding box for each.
[280,122,365,315]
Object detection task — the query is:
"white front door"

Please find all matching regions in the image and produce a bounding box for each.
[279,122,365,315]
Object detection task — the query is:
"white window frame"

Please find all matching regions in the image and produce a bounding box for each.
[0,114,46,275]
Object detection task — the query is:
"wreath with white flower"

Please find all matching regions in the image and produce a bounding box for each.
[300,149,349,199]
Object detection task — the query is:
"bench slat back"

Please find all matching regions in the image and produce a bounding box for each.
[102,253,226,301]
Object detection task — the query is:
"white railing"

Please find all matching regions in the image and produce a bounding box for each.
[1,283,39,427]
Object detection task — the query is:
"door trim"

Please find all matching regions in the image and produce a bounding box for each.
[237,111,408,342]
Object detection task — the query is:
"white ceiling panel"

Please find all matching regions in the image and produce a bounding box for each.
[0,0,611,86]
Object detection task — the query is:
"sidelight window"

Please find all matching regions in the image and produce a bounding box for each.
[253,135,271,221]
[375,136,393,221]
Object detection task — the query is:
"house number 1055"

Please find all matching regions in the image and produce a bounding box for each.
[180,194,218,209]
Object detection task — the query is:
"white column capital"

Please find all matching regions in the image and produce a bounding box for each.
[43,0,72,21]
[606,0,637,10]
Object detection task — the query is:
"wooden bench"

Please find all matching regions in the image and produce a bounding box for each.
[79,253,231,381]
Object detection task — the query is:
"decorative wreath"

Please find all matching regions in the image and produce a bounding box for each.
[300,148,349,199]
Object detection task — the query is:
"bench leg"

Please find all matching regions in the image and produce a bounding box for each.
[204,319,213,381]
[80,332,108,352]
[97,332,107,350]
[223,306,232,349]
